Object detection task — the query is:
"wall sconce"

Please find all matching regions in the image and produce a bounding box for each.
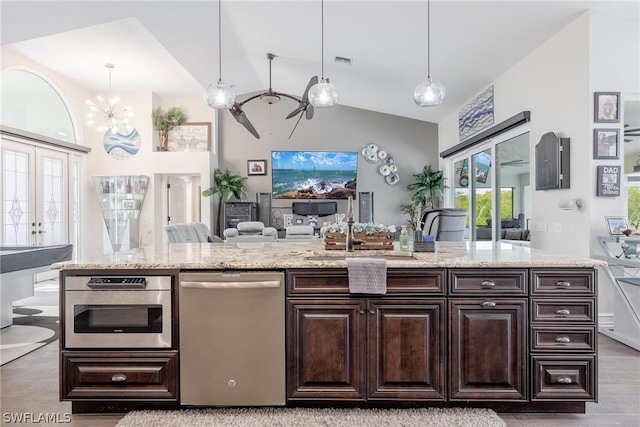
[558,198,583,210]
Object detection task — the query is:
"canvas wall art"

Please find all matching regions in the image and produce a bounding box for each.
[459,86,494,141]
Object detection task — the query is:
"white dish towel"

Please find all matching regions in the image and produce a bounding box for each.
[346,257,387,294]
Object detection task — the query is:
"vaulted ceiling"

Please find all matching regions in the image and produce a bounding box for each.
[1,1,638,124]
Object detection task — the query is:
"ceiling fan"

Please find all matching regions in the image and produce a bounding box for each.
[229,53,318,140]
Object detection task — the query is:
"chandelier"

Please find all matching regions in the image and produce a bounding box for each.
[86,63,133,133]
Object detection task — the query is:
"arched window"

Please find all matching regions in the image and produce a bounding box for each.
[1,69,76,143]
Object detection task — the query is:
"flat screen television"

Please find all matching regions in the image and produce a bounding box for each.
[271,151,358,199]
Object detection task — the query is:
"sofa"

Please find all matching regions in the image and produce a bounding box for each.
[165,222,223,243]
[223,221,278,243]
[285,225,319,241]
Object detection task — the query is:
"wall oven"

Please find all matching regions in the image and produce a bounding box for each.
[64,276,172,348]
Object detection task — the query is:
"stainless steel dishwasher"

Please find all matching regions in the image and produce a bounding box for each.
[179,271,285,406]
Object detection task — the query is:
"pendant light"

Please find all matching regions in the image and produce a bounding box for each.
[204,0,235,109]
[86,63,133,133]
[308,0,339,108]
[413,0,445,107]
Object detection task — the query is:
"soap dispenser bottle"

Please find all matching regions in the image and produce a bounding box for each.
[399,225,410,252]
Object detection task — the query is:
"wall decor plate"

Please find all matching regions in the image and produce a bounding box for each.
[389,164,398,173]
[103,127,141,160]
[361,147,372,157]
[384,156,395,165]
[366,153,379,163]
[385,172,400,185]
[379,164,391,176]
[378,150,388,160]
[367,143,379,152]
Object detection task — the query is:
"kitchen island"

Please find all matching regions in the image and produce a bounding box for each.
[54,241,605,414]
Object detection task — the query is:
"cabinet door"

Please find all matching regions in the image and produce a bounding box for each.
[450,298,527,401]
[368,299,446,400]
[287,299,366,400]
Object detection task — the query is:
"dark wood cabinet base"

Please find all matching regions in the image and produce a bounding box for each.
[72,400,585,414]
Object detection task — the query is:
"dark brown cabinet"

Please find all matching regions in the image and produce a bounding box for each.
[286,269,446,402]
[449,298,527,401]
[61,350,178,400]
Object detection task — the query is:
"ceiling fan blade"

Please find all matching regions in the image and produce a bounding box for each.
[306,104,314,120]
[288,113,305,140]
[286,75,319,120]
[229,103,260,139]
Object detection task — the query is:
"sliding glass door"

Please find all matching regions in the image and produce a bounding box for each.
[448,131,530,242]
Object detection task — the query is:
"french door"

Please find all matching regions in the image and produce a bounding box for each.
[2,139,69,246]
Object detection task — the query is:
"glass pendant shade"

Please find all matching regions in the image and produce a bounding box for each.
[413,77,446,107]
[308,78,339,108]
[204,80,236,109]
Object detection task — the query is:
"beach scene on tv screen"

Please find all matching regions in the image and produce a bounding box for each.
[271,151,357,199]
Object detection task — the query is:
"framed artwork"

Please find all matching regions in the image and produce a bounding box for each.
[605,216,628,236]
[594,92,620,123]
[593,129,619,159]
[167,122,211,152]
[247,159,267,176]
[597,165,621,197]
[459,86,494,141]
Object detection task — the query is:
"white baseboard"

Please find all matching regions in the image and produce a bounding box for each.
[598,313,614,330]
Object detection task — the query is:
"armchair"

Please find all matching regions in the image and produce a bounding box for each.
[420,209,468,241]
[285,225,319,241]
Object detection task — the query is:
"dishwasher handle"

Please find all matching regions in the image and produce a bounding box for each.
[180,280,281,289]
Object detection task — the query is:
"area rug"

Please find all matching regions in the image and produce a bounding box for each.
[0,305,59,366]
[116,407,506,427]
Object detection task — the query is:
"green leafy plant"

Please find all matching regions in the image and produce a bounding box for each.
[202,168,248,235]
[151,106,187,150]
[402,164,448,230]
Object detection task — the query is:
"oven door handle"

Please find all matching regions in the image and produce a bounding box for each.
[180,280,281,289]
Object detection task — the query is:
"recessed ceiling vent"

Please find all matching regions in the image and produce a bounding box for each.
[334,56,352,66]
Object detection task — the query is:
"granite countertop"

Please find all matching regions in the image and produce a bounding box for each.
[52,241,605,270]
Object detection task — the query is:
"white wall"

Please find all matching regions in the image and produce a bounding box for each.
[1,48,217,257]
[219,94,439,228]
[439,10,640,317]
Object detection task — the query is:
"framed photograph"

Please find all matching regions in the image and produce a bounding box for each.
[247,159,267,176]
[594,92,620,123]
[605,216,628,236]
[167,122,211,152]
[597,165,621,197]
[593,129,619,159]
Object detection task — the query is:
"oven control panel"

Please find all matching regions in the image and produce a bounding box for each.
[87,277,147,289]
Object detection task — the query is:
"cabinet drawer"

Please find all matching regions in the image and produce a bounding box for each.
[531,298,595,323]
[532,355,596,401]
[449,269,527,295]
[531,326,596,352]
[287,268,445,295]
[61,351,178,400]
[530,269,595,296]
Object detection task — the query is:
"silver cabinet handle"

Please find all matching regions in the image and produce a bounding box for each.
[369,310,375,315]
[481,301,496,308]
[481,280,495,288]
[555,336,571,343]
[557,376,572,384]
[111,373,127,382]
[556,280,571,288]
[359,310,365,315]
[556,308,571,315]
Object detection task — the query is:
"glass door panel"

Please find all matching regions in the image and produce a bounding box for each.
[496,133,530,242]
[2,146,32,245]
[472,149,493,241]
[453,159,470,239]
[38,151,67,245]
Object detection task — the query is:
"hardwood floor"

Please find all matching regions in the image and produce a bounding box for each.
[0,334,638,426]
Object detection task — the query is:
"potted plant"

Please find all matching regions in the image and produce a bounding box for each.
[403,164,448,239]
[152,106,187,151]
[202,168,248,236]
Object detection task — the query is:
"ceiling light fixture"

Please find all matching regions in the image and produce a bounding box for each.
[413,0,445,107]
[86,63,133,133]
[308,0,339,108]
[204,0,235,109]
